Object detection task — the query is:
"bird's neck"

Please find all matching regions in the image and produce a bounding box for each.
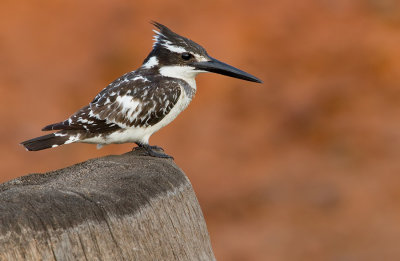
[158,65,198,90]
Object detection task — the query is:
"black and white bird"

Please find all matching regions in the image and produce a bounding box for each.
[21,22,262,158]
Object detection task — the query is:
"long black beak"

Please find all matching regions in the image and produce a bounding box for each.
[191,57,262,83]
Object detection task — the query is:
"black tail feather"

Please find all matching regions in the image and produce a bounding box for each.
[21,133,70,151]
[42,121,67,131]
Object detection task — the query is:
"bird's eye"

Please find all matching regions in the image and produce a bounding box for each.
[181,52,192,60]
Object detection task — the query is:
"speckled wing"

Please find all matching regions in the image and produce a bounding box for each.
[90,74,181,128]
[43,73,182,133]
[41,105,121,133]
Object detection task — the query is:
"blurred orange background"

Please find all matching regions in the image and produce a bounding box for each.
[1,0,400,260]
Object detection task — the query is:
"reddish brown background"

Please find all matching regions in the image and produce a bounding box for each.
[1,0,400,260]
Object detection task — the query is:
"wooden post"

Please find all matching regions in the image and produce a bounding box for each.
[0,149,215,261]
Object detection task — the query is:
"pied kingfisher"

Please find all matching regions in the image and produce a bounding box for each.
[21,22,262,158]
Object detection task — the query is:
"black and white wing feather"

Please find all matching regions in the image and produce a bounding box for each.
[90,74,181,128]
[43,72,182,133]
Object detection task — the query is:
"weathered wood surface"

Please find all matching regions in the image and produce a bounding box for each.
[0,149,215,261]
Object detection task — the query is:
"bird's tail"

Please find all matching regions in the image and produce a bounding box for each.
[21,133,71,151]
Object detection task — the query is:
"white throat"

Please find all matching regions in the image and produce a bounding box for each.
[159,65,205,89]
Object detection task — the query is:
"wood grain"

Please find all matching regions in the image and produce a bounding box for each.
[0,149,215,261]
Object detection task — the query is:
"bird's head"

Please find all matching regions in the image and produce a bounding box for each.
[141,22,262,84]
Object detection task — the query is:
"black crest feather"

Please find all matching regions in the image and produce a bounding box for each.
[150,21,207,56]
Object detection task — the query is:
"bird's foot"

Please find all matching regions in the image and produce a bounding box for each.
[147,145,164,151]
[144,147,173,159]
[134,143,173,159]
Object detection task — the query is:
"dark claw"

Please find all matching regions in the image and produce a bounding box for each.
[148,145,164,151]
[146,149,174,159]
[134,143,173,159]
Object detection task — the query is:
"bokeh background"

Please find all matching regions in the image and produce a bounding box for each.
[1,0,400,260]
